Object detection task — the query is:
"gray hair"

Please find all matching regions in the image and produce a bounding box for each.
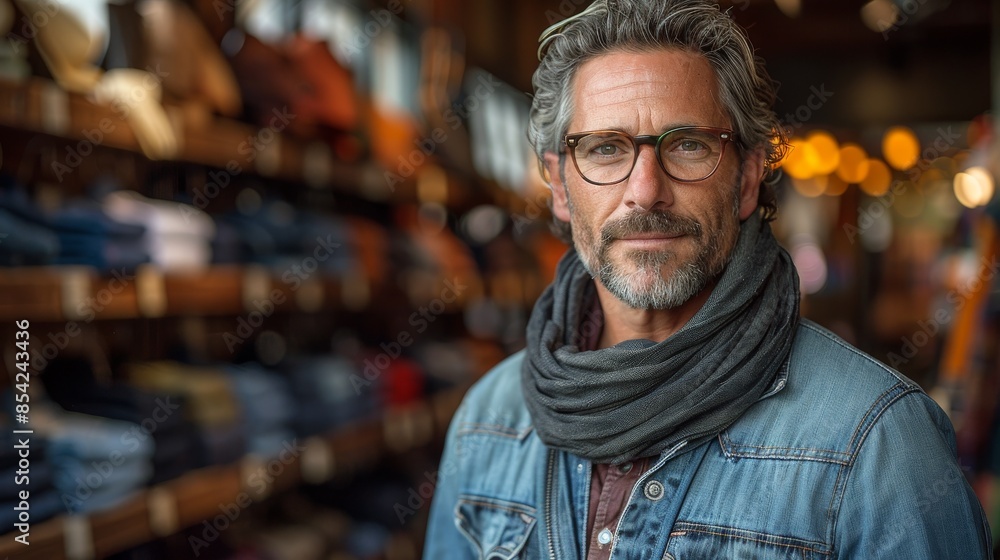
[529,0,787,240]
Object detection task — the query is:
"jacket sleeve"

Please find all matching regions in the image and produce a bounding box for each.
[424,399,478,559]
[835,390,993,558]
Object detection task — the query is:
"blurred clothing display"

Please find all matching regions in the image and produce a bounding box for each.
[284,356,379,437]
[30,403,154,514]
[140,0,242,120]
[103,191,215,270]
[49,199,148,270]
[127,362,240,427]
[225,363,296,458]
[41,355,206,483]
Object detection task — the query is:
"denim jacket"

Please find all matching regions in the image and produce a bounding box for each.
[425,320,992,559]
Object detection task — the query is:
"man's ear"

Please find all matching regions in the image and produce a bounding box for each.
[738,147,765,220]
[544,152,572,223]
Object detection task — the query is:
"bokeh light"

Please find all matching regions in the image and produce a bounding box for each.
[860,159,892,196]
[790,238,828,294]
[775,0,802,18]
[791,175,827,198]
[806,131,840,175]
[783,137,818,179]
[860,0,898,33]
[882,126,920,170]
[960,166,996,207]
[836,143,870,184]
[953,171,989,208]
[824,174,849,196]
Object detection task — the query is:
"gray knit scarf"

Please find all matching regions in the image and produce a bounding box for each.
[521,213,800,464]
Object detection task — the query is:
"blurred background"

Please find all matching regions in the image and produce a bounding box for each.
[0,0,995,558]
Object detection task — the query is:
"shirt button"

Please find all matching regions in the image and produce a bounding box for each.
[597,528,613,545]
[617,462,633,474]
[644,480,665,501]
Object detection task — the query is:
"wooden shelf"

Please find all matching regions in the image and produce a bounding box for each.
[0,385,467,560]
[0,77,386,196]
[0,264,373,322]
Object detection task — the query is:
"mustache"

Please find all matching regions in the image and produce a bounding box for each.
[600,211,702,245]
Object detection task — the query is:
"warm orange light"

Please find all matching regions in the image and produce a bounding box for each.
[806,131,840,175]
[861,0,898,33]
[882,126,920,171]
[782,137,817,180]
[963,166,995,206]
[824,174,849,196]
[836,143,870,184]
[791,175,827,198]
[860,159,892,196]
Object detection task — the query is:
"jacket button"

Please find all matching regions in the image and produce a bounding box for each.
[644,480,664,501]
[597,528,613,545]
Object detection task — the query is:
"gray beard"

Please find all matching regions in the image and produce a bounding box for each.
[595,240,724,309]
[574,182,741,310]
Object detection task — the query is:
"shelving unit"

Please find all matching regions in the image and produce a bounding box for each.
[0,386,466,560]
[0,77,387,196]
[0,265,377,322]
[0,2,529,556]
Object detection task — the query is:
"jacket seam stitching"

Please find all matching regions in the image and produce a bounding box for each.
[721,432,852,458]
[800,322,914,387]
[457,424,533,439]
[670,521,827,552]
[457,496,538,516]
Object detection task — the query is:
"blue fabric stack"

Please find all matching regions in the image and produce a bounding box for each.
[284,356,380,437]
[226,362,297,458]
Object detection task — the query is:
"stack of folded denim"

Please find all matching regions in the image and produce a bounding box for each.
[212,200,354,275]
[41,356,207,483]
[283,356,380,437]
[225,362,296,458]
[103,191,216,270]
[128,362,245,465]
[0,433,63,527]
[48,199,149,271]
[0,176,59,266]
[32,403,154,514]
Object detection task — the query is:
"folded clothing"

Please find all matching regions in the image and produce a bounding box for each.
[103,190,215,270]
[246,430,298,459]
[212,203,354,274]
[284,356,379,437]
[226,363,295,432]
[41,355,208,482]
[201,422,246,466]
[32,404,154,515]
[0,207,60,265]
[127,362,241,427]
[49,200,149,271]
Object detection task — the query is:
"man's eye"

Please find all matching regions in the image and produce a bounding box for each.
[595,144,619,155]
[678,140,706,152]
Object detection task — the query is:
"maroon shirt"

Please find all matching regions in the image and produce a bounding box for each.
[580,301,655,559]
[586,458,652,559]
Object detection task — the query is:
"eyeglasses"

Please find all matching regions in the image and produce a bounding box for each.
[564,127,737,186]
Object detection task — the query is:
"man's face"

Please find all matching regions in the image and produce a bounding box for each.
[546,48,762,309]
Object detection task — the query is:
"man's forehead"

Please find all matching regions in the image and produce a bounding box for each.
[568,48,728,131]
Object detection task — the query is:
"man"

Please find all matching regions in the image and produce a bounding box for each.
[425,0,993,557]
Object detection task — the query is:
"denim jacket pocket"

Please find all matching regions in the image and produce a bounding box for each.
[456,494,537,560]
[664,522,829,560]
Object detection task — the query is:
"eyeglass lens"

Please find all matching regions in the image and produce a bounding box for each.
[571,129,726,184]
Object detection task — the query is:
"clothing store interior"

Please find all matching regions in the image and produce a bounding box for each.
[0,0,995,558]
